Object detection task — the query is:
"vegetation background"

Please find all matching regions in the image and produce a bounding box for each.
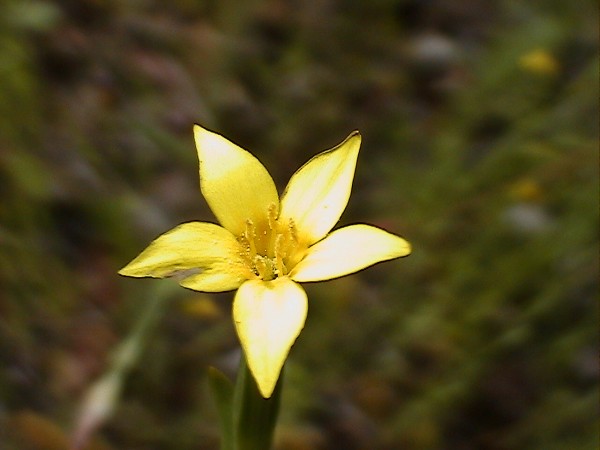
[1,0,597,449]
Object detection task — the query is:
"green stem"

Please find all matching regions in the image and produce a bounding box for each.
[233,355,282,450]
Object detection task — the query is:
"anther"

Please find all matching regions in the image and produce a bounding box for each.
[267,203,278,231]
[288,218,297,243]
[244,219,256,256]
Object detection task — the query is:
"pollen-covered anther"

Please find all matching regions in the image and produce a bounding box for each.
[287,218,297,241]
[267,202,278,230]
[242,219,257,255]
[253,255,270,280]
[273,233,286,276]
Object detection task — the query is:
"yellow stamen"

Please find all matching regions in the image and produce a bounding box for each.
[274,233,285,276]
[244,219,257,256]
[237,206,305,282]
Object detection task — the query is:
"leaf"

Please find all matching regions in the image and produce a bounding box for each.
[207,367,235,450]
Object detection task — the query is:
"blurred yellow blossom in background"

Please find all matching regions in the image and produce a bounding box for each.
[519,49,560,75]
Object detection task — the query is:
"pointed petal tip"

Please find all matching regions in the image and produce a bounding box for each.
[341,130,361,149]
[192,123,209,138]
[348,130,361,140]
[388,234,412,259]
[192,123,212,132]
[402,239,412,256]
[193,124,220,151]
[193,123,222,134]
[257,381,275,398]
[117,263,144,278]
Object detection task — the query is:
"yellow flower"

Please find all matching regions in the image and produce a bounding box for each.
[519,49,559,75]
[119,125,411,397]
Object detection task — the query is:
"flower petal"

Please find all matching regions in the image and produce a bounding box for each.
[194,125,279,236]
[233,277,307,398]
[289,224,411,282]
[119,222,248,292]
[279,132,361,246]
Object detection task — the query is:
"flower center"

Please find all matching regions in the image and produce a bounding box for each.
[238,203,305,281]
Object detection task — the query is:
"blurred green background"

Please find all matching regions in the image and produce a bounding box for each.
[1,1,598,449]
